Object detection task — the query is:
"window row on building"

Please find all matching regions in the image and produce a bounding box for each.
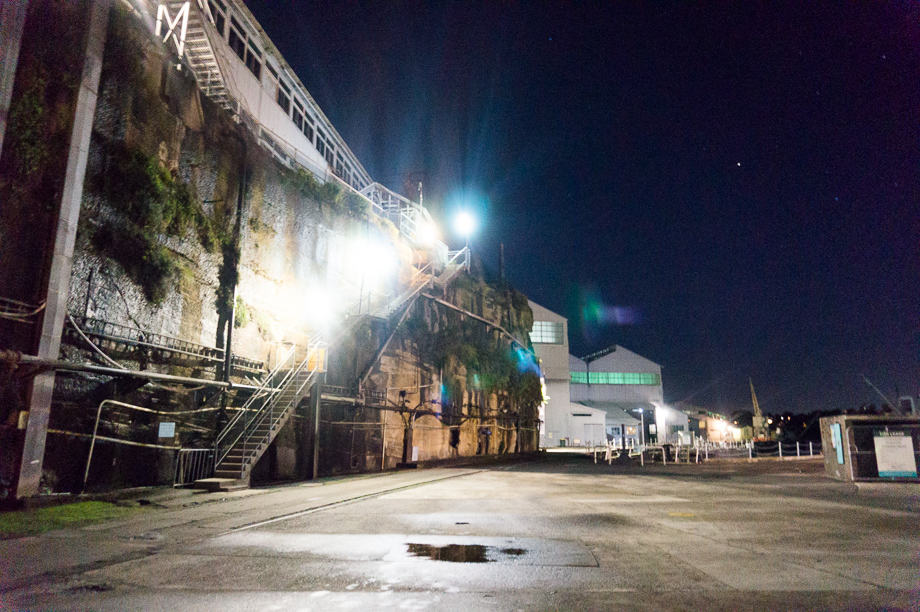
[206,0,369,191]
[569,372,662,386]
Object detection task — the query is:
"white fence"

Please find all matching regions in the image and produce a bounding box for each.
[583,440,823,465]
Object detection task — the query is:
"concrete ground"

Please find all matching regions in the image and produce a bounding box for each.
[1,454,918,610]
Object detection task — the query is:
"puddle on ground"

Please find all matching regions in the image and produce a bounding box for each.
[406,543,527,563]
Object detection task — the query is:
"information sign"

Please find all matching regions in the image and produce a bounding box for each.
[158,421,176,438]
[873,431,917,478]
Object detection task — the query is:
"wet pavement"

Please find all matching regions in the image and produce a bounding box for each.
[1,455,918,610]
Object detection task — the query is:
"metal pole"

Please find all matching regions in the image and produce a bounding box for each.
[380,415,387,471]
[82,399,111,492]
[640,409,645,448]
[779,442,783,458]
[796,441,800,457]
[809,441,813,456]
[748,443,752,460]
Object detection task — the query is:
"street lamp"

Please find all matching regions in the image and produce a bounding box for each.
[453,210,476,270]
[634,407,645,449]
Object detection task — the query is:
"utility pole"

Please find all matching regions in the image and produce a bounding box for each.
[750,378,765,440]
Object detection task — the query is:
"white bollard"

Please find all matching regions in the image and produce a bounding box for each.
[809,441,813,456]
[748,444,753,460]
[796,441,800,457]
[778,442,783,458]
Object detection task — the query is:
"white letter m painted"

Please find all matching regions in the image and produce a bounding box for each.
[156,2,190,58]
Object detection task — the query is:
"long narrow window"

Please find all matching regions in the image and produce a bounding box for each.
[228,17,261,78]
[207,0,226,36]
[228,20,245,60]
[302,115,315,143]
[292,100,304,130]
[277,80,291,114]
[569,371,661,385]
[245,42,261,79]
[316,131,326,157]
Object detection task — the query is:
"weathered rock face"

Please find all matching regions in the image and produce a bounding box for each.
[0,2,540,492]
[315,274,541,475]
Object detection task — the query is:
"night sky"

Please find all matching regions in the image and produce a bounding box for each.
[243,1,919,415]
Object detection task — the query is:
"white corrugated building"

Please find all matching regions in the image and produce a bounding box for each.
[528,301,606,447]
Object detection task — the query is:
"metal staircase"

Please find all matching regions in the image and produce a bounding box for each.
[163,0,237,114]
[210,341,325,482]
[434,248,469,288]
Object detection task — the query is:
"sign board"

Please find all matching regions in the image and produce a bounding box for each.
[411,446,419,462]
[158,422,176,438]
[648,424,657,435]
[873,431,917,478]
[831,423,844,465]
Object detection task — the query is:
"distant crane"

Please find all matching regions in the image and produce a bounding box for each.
[862,375,917,415]
[750,378,766,440]
[862,375,895,411]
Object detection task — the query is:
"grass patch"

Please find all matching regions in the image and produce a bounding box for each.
[0,501,143,539]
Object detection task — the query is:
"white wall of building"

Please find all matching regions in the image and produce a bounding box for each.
[569,346,663,404]
[528,300,573,447]
[543,404,606,447]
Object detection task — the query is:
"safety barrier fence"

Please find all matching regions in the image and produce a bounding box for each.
[174,448,215,486]
[586,440,823,465]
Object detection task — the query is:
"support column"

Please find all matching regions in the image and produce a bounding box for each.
[15,0,110,499]
[0,0,29,156]
[310,386,321,480]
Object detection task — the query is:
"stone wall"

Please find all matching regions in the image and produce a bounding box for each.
[1,2,540,492]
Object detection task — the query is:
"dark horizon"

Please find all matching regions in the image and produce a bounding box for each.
[243,0,919,416]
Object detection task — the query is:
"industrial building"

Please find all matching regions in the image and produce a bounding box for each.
[528,301,606,447]
[529,302,680,448]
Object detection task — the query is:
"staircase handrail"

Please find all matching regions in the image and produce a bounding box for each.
[378,262,432,317]
[236,342,324,473]
[215,343,296,463]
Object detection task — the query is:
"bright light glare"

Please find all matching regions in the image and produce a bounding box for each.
[344,237,396,288]
[454,210,476,238]
[302,285,337,329]
[416,218,441,246]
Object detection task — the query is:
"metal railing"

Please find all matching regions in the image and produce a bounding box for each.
[231,342,324,477]
[174,448,215,486]
[66,314,264,373]
[215,344,296,466]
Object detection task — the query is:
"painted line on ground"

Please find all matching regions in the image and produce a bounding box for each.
[223,469,484,534]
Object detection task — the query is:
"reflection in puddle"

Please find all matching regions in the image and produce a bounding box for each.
[406,543,527,563]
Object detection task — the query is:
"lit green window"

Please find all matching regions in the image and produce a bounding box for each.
[569,371,660,385]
